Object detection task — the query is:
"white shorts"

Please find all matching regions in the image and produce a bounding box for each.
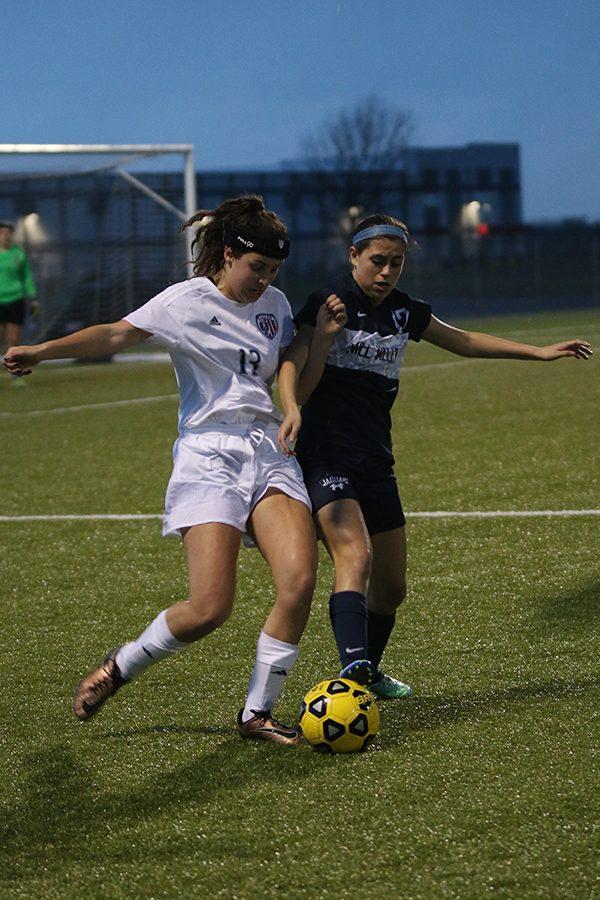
[163,423,311,538]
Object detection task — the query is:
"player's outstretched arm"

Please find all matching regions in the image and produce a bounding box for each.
[422,315,592,361]
[3,319,151,376]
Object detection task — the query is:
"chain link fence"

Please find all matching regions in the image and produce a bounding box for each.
[1,172,598,335]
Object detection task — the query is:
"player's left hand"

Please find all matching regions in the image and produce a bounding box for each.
[539,340,593,361]
[3,344,39,376]
[278,408,302,456]
[315,294,347,337]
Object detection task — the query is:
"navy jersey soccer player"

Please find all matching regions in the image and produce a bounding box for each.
[294,271,431,536]
[276,214,592,700]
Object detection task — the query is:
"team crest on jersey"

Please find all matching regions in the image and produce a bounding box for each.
[255,313,279,339]
[391,308,409,333]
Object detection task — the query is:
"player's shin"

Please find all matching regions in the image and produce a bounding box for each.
[115,609,190,679]
[367,609,396,671]
[329,591,369,667]
[330,591,377,685]
[241,630,300,722]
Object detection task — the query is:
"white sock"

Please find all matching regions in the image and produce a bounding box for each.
[115,610,189,680]
[241,631,300,722]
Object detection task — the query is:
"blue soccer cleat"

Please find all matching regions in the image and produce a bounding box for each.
[370,672,413,700]
[339,658,378,686]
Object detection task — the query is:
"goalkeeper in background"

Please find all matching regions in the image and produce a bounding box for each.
[0,221,37,376]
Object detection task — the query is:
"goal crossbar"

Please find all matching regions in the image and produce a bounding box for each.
[0,143,194,155]
[0,143,198,276]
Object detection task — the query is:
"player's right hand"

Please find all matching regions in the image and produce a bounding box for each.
[277,408,302,456]
[315,294,347,337]
[3,345,39,376]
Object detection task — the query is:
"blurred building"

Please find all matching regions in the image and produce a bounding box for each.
[0,141,597,336]
[195,142,522,281]
[270,141,521,231]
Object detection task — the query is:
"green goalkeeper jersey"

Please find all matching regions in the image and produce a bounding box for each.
[0,245,36,304]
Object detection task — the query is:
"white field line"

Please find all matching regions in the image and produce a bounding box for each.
[40,352,171,366]
[403,360,472,373]
[0,514,161,521]
[0,509,598,524]
[0,393,178,418]
[2,340,595,418]
[0,361,469,418]
[496,326,600,339]
[409,509,600,518]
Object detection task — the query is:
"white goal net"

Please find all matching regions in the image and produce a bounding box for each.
[0,144,197,341]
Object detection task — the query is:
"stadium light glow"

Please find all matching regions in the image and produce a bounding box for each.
[17,212,50,245]
[460,200,482,230]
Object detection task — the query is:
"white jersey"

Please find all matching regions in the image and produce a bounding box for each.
[125,277,295,435]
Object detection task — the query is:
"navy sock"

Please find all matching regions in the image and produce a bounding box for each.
[329,591,368,668]
[367,610,396,671]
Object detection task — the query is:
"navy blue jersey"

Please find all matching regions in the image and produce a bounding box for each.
[295,273,432,465]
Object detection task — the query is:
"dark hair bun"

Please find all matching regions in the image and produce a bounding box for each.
[181,194,287,278]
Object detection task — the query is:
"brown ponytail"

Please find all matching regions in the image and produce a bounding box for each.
[181,195,288,277]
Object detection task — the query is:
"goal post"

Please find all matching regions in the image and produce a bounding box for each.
[0,144,197,340]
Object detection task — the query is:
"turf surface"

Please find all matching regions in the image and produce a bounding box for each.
[1,309,599,898]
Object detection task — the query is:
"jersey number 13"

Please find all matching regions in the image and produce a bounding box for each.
[238,347,261,376]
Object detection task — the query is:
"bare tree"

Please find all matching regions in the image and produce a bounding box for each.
[302,94,414,173]
[300,95,415,237]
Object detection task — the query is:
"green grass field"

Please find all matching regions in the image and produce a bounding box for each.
[1,309,599,898]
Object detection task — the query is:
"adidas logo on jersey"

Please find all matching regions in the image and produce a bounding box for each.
[209,316,221,326]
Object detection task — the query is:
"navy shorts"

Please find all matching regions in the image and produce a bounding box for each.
[0,299,25,325]
[299,457,406,535]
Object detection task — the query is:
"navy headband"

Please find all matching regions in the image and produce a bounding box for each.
[352,224,408,246]
[225,227,290,260]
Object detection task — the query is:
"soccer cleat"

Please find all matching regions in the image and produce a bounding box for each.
[339,658,377,687]
[370,672,413,700]
[237,709,302,746]
[72,648,128,721]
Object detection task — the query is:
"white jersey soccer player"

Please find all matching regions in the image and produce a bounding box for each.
[4,194,319,746]
[125,276,308,538]
[126,276,295,435]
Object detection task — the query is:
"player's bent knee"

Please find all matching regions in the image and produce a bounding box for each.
[274,565,316,602]
[294,568,317,599]
[276,582,314,617]
[184,600,233,639]
[374,583,407,612]
[335,544,372,583]
[388,581,407,606]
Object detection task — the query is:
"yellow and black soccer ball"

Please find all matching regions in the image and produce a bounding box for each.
[300,678,380,753]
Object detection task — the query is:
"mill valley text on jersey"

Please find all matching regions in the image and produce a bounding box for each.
[295,273,431,465]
